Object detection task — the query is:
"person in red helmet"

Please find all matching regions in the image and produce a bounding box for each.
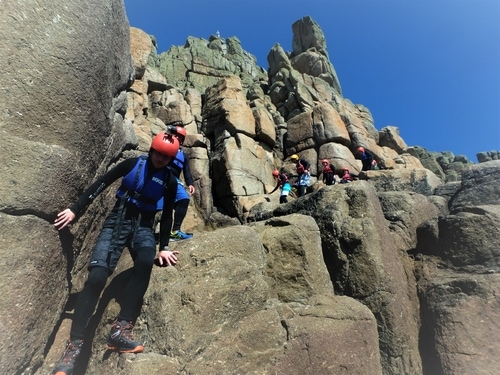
[51,132,180,375]
[321,158,336,185]
[340,167,354,183]
[356,146,376,171]
[269,169,292,203]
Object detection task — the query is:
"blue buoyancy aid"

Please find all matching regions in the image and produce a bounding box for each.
[116,155,170,212]
[170,149,185,175]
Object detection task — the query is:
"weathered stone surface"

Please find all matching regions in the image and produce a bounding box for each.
[378,191,440,249]
[0,215,66,373]
[202,75,256,138]
[437,206,500,268]
[312,102,351,146]
[64,218,382,375]
[211,133,274,216]
[130,27,153,79]
[5,4,500,374]
[254,214,334,300]
[252,102,278,147]
[318,142,360,173]
[262,295,382,375]
[157,35,266,93]
[477,150,500,163]
[267,16,343,123]
[0,1,133,373]
[416,262,500,375]
[449,160,500,212]
[273,182,423,375]
[145,66,170,92]
[182,135,212,227]
[286,110,315,151]
[392,152,425,169]
[363,168,443,196]
[340,100,379,144]
[410,159,500,375]
[379,125,409,154]
[291,16,341,95]
[411,146,475,182]
[150,88,196,127]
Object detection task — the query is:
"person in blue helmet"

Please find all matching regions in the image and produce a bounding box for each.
[164,124,195,241]
[51,132,180,375]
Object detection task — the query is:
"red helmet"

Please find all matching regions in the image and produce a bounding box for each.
[151,132,180,157]
[272,170,279,177]
[357,146,365,153]
[175,126,187,139]
[321,158,329,165]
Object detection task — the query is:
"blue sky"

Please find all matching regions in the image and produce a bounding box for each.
[123,0,500,162]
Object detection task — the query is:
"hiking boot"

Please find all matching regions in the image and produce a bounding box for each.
[170,230,193,241]
[106,320,144,353]
[52,339,83,375]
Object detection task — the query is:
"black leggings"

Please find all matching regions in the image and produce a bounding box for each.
[70,247,154,340]
[297,185,307,197]
[172,199,189,232]
[70,267,109,340]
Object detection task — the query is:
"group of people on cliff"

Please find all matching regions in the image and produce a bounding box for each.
[269,146,379,203]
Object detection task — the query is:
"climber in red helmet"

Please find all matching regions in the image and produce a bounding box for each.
[321,158,336,185]
[340,167,354,183]
[268,169,292,203]
[356,146,376,171]
[51,132,180,375]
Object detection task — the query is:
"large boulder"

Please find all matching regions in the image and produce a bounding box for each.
[51,217,382,375]
[413,159,500,375]
[449,160,500,212]
[274,182,423,375]
[0,0,133,373]
[416,161,500,269]
[201,76,276,217]
[267,16,342,122]
[363,168,443,196]
[416,263,500,375]
[378,191,441,249]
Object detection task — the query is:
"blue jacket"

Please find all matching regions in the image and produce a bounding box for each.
[360,151,374,171]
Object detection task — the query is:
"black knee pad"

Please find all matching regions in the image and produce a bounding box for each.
[85,266,110,291]
[132,247,156,269]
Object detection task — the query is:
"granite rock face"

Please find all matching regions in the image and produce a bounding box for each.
[3,2,499,374]
[0,1,133,374]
